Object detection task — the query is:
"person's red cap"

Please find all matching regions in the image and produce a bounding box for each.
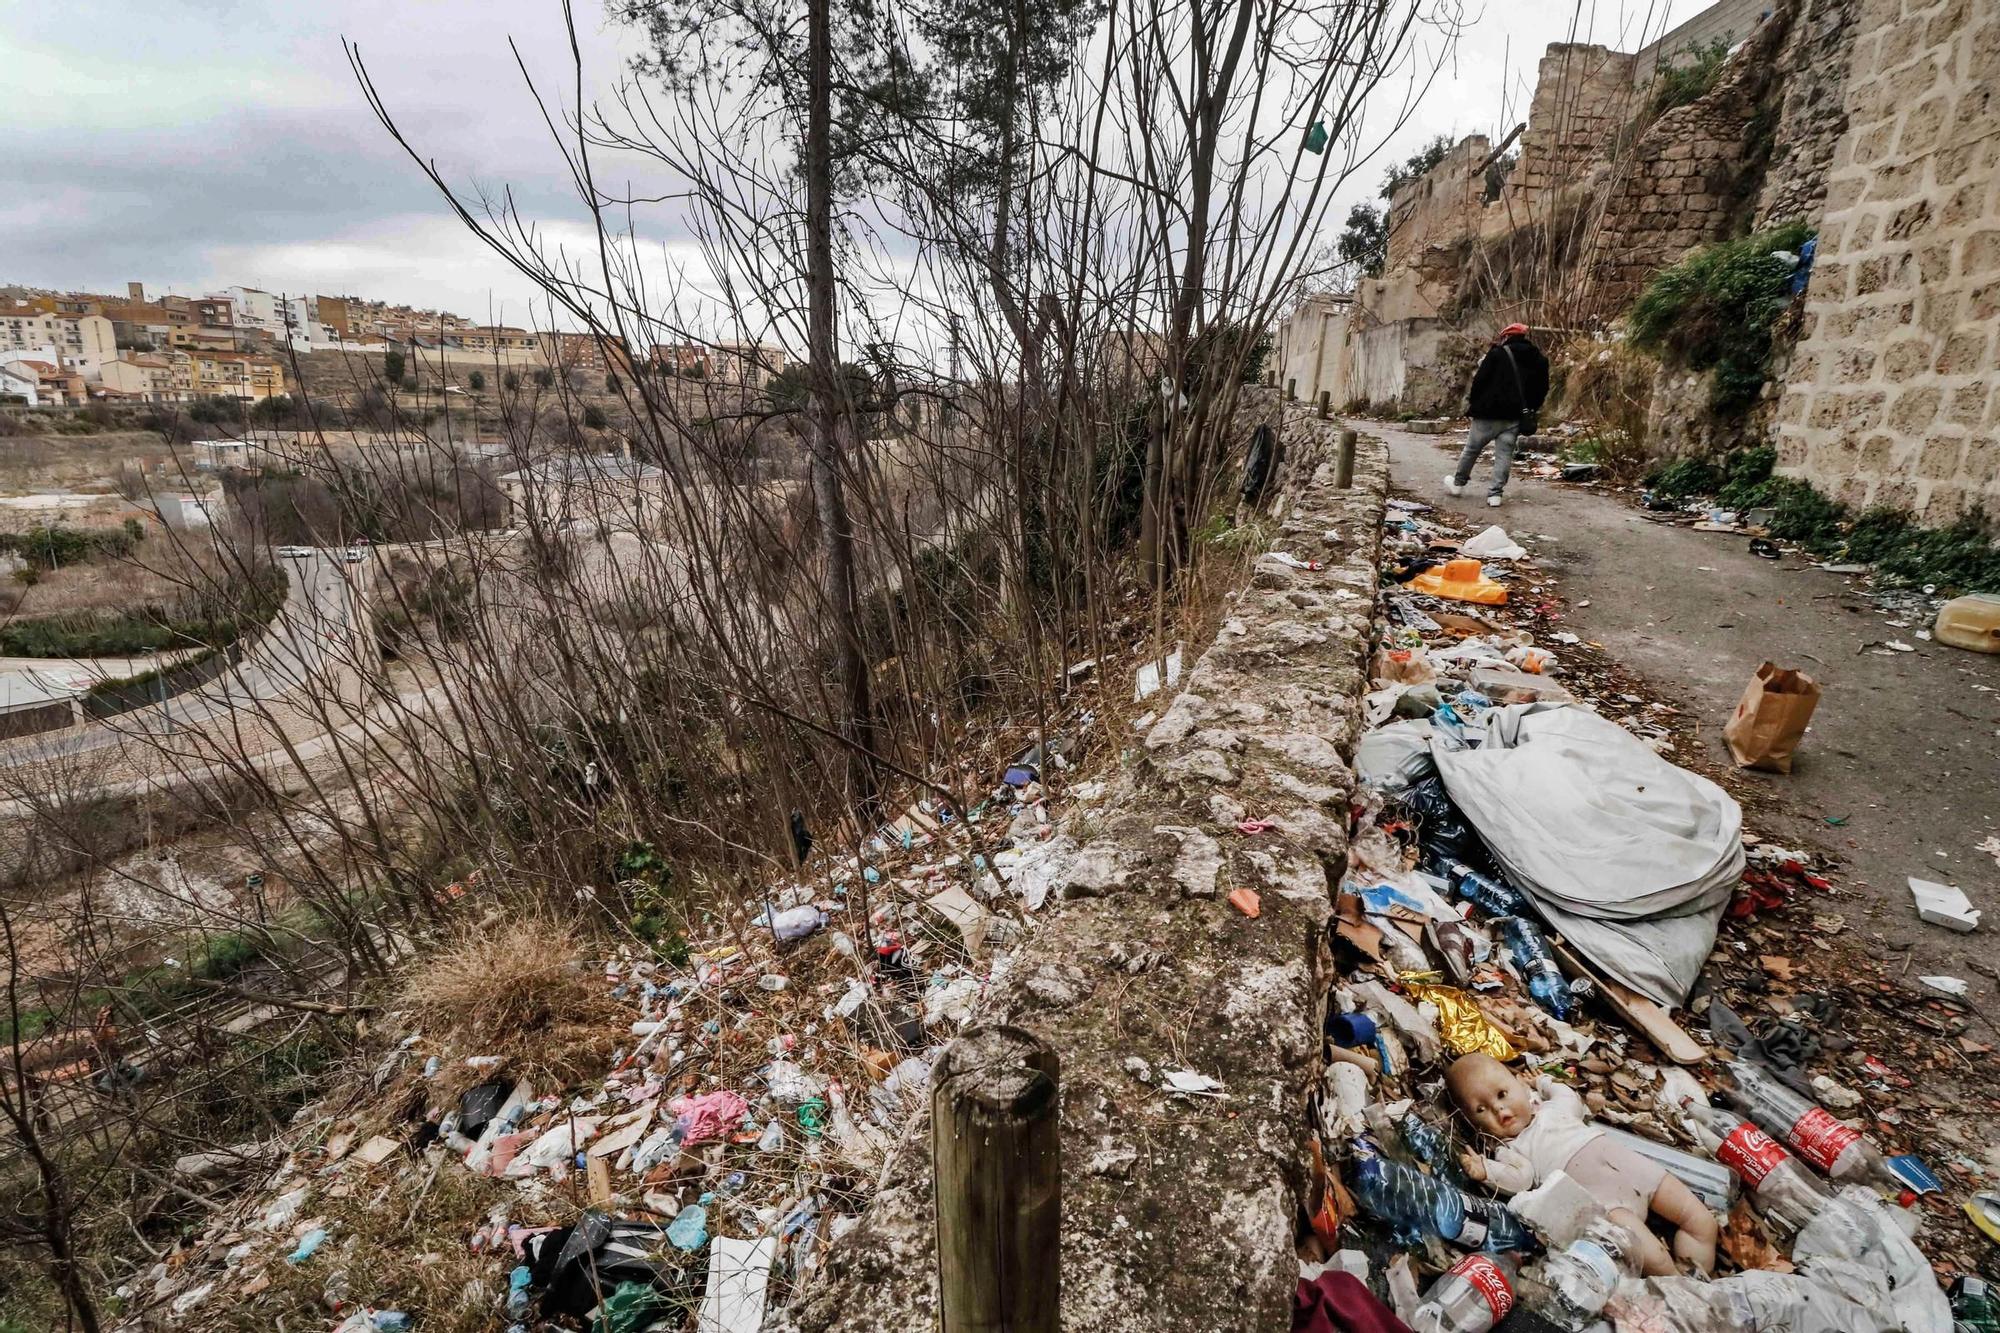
[1498,322,1530,337]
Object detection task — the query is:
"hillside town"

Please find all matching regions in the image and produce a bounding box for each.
[0,281,788,407]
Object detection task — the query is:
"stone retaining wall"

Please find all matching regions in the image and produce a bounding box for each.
[784,405,1388,1333]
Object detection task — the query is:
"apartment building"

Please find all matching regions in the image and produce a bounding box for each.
[189,350,285,401]
[0,309,117,376]
[455,326,539,353]
[99,351,194,403]
[538,331,635,377]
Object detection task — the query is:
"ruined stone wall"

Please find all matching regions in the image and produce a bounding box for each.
[1272,292,1354,405]
[1772,0,2000,522]
[1756,0,1866,225]
[784,398,1388,1333]
[1384,134,1492,272]
[1588,6,1797,312]
[1505,44,1639,219]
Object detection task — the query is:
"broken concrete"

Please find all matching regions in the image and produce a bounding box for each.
[782,401,1387,1333]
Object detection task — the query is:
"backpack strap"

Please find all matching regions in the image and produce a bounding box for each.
[1499,341,1527,414]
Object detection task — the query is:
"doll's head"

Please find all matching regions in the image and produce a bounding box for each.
[1446,1053,1533,1140]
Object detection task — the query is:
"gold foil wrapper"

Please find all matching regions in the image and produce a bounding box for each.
[1401,976,1518,1062]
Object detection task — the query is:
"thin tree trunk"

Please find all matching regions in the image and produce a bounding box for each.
[804,0,878,821]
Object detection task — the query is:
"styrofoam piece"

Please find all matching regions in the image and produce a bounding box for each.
[1909,877,1980,931]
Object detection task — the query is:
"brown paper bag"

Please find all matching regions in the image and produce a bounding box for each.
[1724,662,1821,772]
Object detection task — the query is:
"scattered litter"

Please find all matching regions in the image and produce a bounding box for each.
[1909,876,1981,931]
[1160,1068,1225,1097]
[1134,644,1184,700]
[1460,526,1527,560]
[1918,975,1969,998]
[697,1235,776,1332]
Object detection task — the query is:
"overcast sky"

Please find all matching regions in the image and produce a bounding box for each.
[0,0,1710,324]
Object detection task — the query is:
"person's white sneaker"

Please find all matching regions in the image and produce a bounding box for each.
[1442,474,1464,497]
[1487,494,1503,507]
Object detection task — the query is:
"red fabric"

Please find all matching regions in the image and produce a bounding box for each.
[1292,1272,1413,1333]
[1496,322,1531,340]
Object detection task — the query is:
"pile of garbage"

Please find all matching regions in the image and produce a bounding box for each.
[1296,500,1985,1331]
[116,721,1102,1331]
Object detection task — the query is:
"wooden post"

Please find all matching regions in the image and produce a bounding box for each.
[933,1026,1060,1333]
[1335,428,1357,489]
[1316,390,1330,419]
[1284,377,1296,401]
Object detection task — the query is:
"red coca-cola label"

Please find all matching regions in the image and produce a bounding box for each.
[1787,1106,1861,1171]
[1717,1121,1790,1186]
[1451,1254,1515,1321]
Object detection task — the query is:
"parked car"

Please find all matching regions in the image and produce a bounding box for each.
[276,544,314,558]
[340,548,367,564]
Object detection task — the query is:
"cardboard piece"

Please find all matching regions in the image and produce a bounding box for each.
[1723,662,1821,773]
[698,1236,777,1332]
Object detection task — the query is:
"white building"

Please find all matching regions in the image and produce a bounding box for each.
[216,287,320,351]
[0,361,38,405]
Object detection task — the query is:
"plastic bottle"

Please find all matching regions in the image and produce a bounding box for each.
[1517,1222,1632,1330]
[1409,1253,1515,1333]
[1493,917,1571,1020]
[1723,1061,1906,1195]
[1349,1137,1535,1252]
[1446,861,1531,918]
[1400,1112,1463,1184]
[1679,1102,1829,1240]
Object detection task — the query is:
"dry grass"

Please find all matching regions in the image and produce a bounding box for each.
[398,916,626,1088]
[203,1162,517,1333]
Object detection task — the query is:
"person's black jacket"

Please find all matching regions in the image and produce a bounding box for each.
[1465,335,1549,421]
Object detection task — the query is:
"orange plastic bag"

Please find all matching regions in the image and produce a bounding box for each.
[1407,558,1508,606]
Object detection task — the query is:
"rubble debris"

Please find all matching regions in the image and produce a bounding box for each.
[1300,490,1982,1333]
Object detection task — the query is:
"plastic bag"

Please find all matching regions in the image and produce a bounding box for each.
[1394,776,1490,874]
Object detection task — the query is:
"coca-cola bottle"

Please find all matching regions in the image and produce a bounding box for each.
[1723,1061,1906,1196]
[1409,1253,1515,1333]
[1679,1102,1829,1240]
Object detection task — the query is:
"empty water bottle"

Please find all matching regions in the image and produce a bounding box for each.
[1494,916,1571,1020]
[1516,1221,1633,1330]
[1723,1061,1905,1195]
[1349,1137,1535,1252]
[1446,861,1531,918]
[1678,1101,1828,1240]
[1401,1111,1464,1184]
[1409,1253,1515,1333]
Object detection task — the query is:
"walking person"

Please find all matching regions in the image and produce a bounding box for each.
[1445,322,1549,507]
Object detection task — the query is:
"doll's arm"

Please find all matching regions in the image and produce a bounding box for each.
[1480,1144,1536,1192]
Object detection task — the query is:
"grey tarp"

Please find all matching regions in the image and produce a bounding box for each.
[1432,702,1744,1007]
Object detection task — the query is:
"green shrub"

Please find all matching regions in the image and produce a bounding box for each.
[1646,456,1722,499]
[1646,37,1732,119]
[1760,478,1847,553]
[1714,444,1777,509]
[1629,222,1812,414]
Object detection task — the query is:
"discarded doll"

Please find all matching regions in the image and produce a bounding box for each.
[1445,1053,1717,1277]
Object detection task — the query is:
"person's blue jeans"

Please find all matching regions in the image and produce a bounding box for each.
[1454,418,1520,498]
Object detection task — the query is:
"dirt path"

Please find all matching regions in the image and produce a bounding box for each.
[1370,419,2000,1006]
